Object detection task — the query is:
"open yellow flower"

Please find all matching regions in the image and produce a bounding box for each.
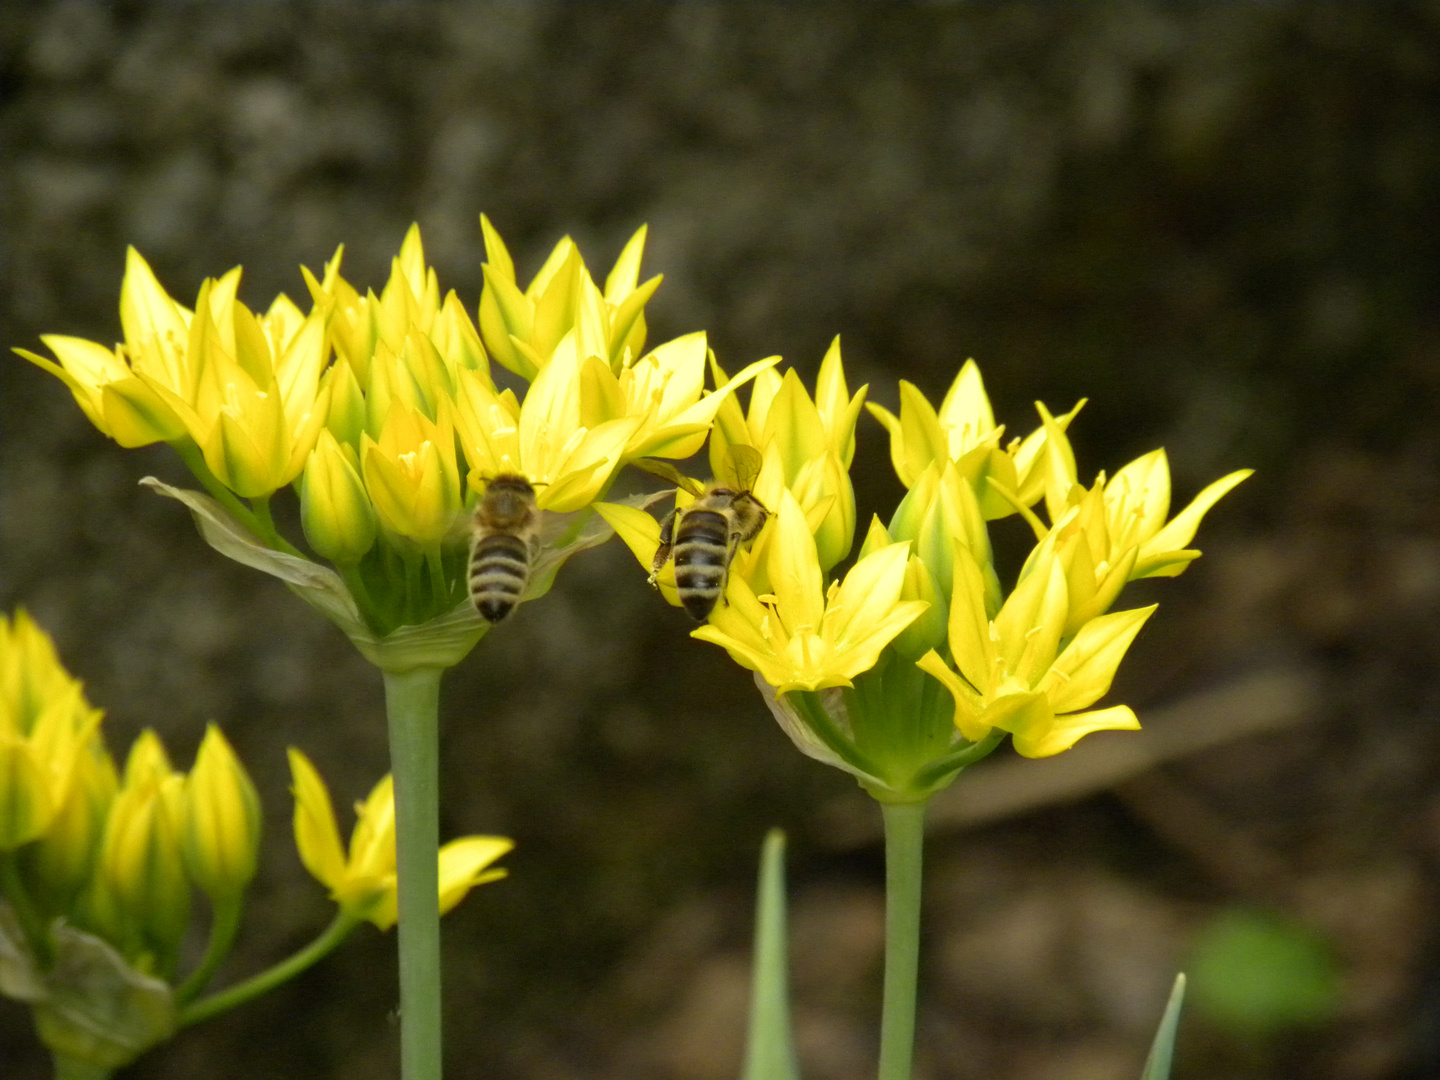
[288,749,511,930]
[691,492,928,693]
[867,360,1083,519]
[477,215,661,380]
[19,252,332,498]
[916,542,1154,758]
[452,330,645,512]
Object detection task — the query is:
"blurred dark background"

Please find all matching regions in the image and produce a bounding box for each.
[4,3,1440,1078]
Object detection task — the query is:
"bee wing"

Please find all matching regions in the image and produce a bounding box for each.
[723,444,764,491]
[632,457,707,497]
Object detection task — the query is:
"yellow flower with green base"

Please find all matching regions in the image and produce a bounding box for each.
[288,749,511,931]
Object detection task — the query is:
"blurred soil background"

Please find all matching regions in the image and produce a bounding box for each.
[3,3,1440,1079]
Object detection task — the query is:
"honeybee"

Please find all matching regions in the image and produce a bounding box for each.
[639,445,769,621]
[468,473,542,623]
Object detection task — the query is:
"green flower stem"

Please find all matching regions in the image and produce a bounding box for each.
[0,854,52,967]
[170,441,265,537]
[249,495,306,558]
[878,800,927,1080]
[52,1054,111,1080]
[384,666,445,1080]
[911,730,1005,791]
[175,896,244,1004]
[178,911,360,1027]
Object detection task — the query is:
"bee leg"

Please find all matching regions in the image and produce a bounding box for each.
[718,529,746,609]
[647,509,678,587]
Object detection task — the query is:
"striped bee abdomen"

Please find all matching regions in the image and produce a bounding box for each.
[469,532,532,623]
[673,509,732,621]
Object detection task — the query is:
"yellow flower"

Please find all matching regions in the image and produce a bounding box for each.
[25,737,118,911]
[691,492,928,693]
[477,215,661,379]
[19,252,333,497]
[92,731,192,959]
[303,225,489,394]
[360,398,464,548]
[885,459,998,620]
[0,611,103,850]
[301,429,379,565]
[916,543,1154,758]
[182,725,262,902]
[288,749,511,930]
[591,331,781,463]
[14,249,193,447]
[867,360,1083,519]
[453,338,643,512]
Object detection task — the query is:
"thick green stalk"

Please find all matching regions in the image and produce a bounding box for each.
[178,911,359,1027]
[384,666,445,1080]
[52,1055,111,1080]
[878,800,927,1080]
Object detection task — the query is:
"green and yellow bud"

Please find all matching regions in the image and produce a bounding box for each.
[182,725,261,902]
[24,739,119,911]
[0,612,104,851]
[302,429,379,566]
[887,460,999,618]
[95,732,191,961]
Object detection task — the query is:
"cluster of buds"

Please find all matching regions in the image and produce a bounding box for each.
[0,611,260,1069]
[607,358,1249,802]
[0,611,508,1073]
[19,221,773,670]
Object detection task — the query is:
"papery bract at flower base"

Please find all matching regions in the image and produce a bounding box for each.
[287,749,512,930]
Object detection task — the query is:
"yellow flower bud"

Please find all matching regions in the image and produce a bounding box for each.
[0,612,104,851]
[360,400,463,549]
[95,733,191,960]
[182,725,262,901]
[24,739,118,910]
[302,430,379,565]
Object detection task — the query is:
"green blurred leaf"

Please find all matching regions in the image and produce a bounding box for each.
[1140,973,1186,1080]
[742,830,800,1080]
[1188,907,1341,1034]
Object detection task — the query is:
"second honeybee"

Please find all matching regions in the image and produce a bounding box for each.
[643,445,769,621]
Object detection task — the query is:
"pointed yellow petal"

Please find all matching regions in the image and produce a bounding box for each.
[1013,705,1140,758]
[1041,604,1156,714]
[287,748,348,892]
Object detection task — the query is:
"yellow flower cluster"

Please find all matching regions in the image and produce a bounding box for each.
[19,220,770,641]
[607,351,1248,796]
